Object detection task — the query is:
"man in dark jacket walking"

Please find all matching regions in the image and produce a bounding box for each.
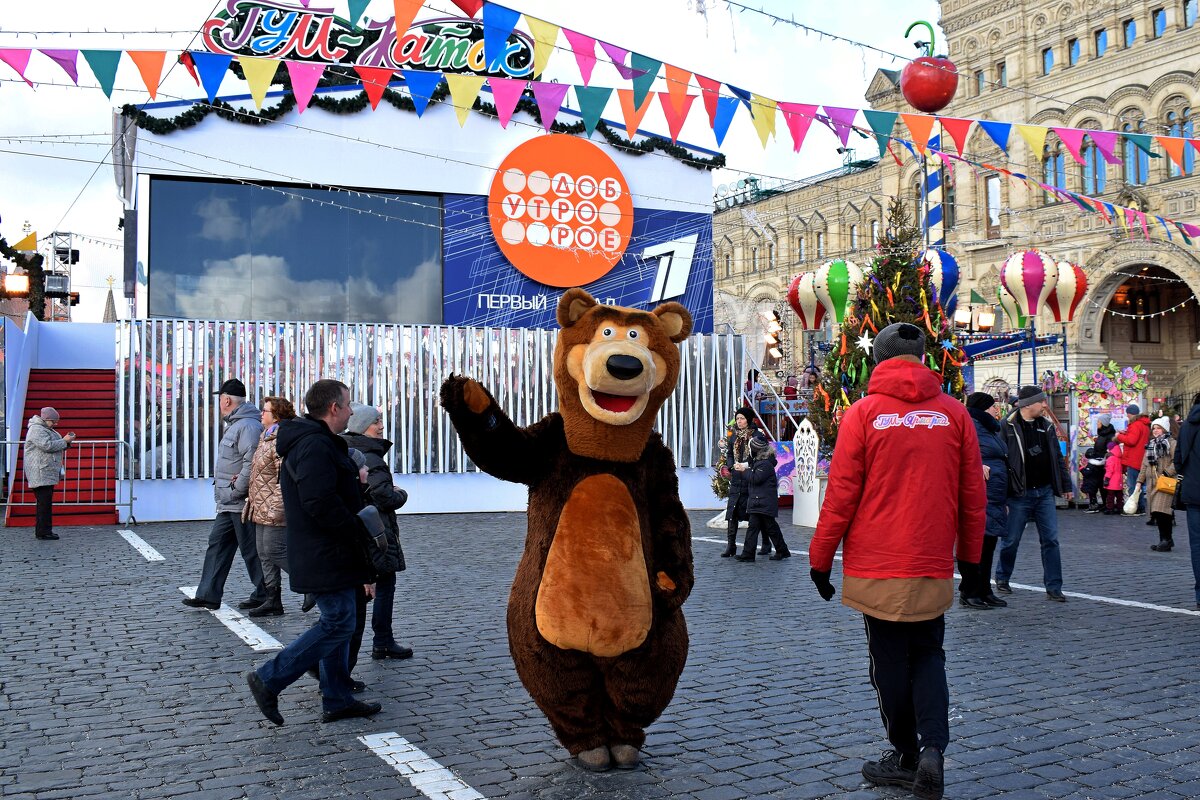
[995,386,1072,601]
[183,379,267,610]
[1175,393,1200,609]
[246,379,382,725]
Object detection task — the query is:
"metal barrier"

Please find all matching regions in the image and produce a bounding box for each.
[3,439,136,526]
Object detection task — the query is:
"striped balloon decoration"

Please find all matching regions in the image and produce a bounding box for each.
[919,249,960,316]
[1000,250,1059,319]
[1046,261,1088,323]
[814,258,864,325]
[997,283,1028,329]
[787,271,827,331]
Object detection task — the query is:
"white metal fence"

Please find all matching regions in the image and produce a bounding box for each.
[117,320,744,479]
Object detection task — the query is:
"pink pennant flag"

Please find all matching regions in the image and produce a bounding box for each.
[562,29,597,85]
[695,74,721,126]
[1181,222,1200,239]
[1135,210,1150,240]
[778,102,818,153]
[656,91,696,142]
[298,0,310,6]
[488,77,527,128]
[0,49,34,87]
[1123,208,1138,238]
[39,49,79,84]
[1087,130,1123,164]
[821,106,859,147]
[285,61,325,112]
[532,81,569,131]
[1052,127,1088,164]
[599,41,637,80]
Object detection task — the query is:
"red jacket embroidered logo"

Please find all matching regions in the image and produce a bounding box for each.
[872,411,951,430]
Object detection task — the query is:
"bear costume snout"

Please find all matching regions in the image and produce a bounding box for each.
[606,354,644,381]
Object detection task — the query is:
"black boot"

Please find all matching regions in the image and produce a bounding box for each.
[721,526,737,558]
[248,584,283,617]
[301,593,317,613]
[1151,540,1173,552]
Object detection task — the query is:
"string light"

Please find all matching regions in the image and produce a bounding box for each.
[1083,294,1195,318]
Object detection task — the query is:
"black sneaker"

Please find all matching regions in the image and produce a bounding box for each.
[246,672,283,726]
[321,699,382,723]
[236,597,263,610]
[182,596,220,610]
[371,643,414,660]
[913,746,944,799]
[1046,589,1067,602]
[994,580,1012,594]
[862,749,917,788]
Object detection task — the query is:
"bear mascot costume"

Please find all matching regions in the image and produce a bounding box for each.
[440,288,694,772]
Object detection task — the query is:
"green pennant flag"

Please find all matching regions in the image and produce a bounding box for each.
[1124,132,1163,158]
[574,85,612,135]
[630,53,660,109]
[862,110,898,158]
[347,0,370,28]
[82,49,121,99]
[970,289,987,304]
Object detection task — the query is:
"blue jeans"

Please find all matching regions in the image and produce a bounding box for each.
[996,485,1063,592]
[195,511,266,605]
[1187,504,1200,606]
[372,571,397,648]
[256,588,357,713]
[1125,466,1145,512]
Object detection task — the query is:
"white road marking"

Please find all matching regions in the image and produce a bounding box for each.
[360,732,486,800]
[692,536,1200,616]
[178,586,283,652]
[118,529,164,561]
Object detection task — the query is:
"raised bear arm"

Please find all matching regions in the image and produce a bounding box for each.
[647,441,694,611]
[440,374,555,486]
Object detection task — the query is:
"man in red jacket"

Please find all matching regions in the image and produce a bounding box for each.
[1116,404,1150,514]
[809,322,985,800]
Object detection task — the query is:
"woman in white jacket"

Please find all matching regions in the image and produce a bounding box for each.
[23,407,75,540]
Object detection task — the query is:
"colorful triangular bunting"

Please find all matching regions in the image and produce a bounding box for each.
[39,49,79,84]
[81,50,121,99]
[657,91,695,142]
[285,60,325,112]
[617,88,653,138]
[0,49,33,87]
[401,69,443,116]
[1014,124,1048,157]
[1087,130,1122,164]
[574,85,612,135]
[938,117,973,154]
[779,102,818,153]
[664,64,691,114]
[532,81,569,131]
[695,74,722,126]
[750,95,777,148]
[446,73,485,126]
[900,113,935,154]
[392,0,425,32]
[1125,132,1162,158]
[190,51,232,103]
[1156,136,1188,173]
[348,0,370,28]
[482,4,521,72]
[630,54,660,109]
[711,96,739,147]
[600,41,638,80]
[355,66,394,110]
[488,77,527,128]
[238,56,279,110]
[449,0,484,15]
[562,29,597,85]
[127,51,167,100]
[821,106,858,148]
[862,110,897,157]
[977,120,1012,152]
[524,16,559,78]
[1052,127,1087,164]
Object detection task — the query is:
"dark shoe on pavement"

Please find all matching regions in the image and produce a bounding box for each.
[1151,542,1173,552]
[768,552,791,560]
[720,547,736,557]
[246,672,283,726]
[247,599,284,618]
[35,532,60,540]
[959,596,992,610]
[1046,589,1067,602]
[321,699,382,723]
[994,580,1012,594]
[182,596,220,610]
[861,749,918,788]
[301,593,317,613]
[1084,506,1102,513]
[610,744,640,769]
[913,746,944,800]
[734,554,755,562]
[236,597,262,610]
[372,643,414,660]
[981,593,1008,608]
[350,680,366,693]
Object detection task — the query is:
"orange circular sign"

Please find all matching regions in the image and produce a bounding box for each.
[489,134,634,287]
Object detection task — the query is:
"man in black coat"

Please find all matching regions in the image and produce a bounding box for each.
[1175,393,1200,610]
[246,379,381,725]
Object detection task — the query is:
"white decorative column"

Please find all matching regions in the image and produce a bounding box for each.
[792,418,821,527]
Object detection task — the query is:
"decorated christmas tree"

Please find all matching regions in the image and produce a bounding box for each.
[806,197,967,451]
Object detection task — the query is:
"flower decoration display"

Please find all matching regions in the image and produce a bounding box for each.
[1070,360,1147,442]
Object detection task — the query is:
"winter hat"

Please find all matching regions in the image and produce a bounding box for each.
[749,433,772,458]
[873,322,925,364]
[39,407,60,422]
[1151,416,1171,434]
[1016,386,1047,408]
[213,378,247,397]
[1126,404,1140,416]
[346,403,382,434]
[347,448,367,470]
[1097,413,1112,426]
[965,392,996,411]
[735,406,757,425]
[1107,441,1120,453]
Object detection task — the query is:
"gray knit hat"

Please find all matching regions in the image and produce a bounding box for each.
[873,322,926,364]
[1016,386,1047,408]
[1097,413,1112,426]
[346,403,381,434]
[39,407,60,422]
[347,448,367,470]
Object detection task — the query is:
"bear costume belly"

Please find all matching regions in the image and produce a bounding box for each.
[535,474,652,658]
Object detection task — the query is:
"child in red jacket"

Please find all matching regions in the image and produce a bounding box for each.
[1103,441,1124,514]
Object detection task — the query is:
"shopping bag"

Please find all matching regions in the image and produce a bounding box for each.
[1122,484,1142,515]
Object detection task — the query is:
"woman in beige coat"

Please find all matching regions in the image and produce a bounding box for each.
[23,407,75,540]
[244,396,296,616]
[1137,416,1179,552]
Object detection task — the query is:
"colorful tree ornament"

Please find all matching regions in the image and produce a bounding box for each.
[1046,261,1088,323]
[919,248,959,315]
[1000,249,1059,319]
[997,283,1028,329]
[787,271,827,331]
[814,258,864,325]
[899,21,959,113]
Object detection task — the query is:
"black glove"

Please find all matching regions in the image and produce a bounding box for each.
[810,568,835,601]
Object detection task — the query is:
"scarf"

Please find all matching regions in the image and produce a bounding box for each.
[1149,433,1170,462]
[732,427,752,463]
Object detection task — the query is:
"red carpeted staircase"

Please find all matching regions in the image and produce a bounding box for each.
[6,369,119,527]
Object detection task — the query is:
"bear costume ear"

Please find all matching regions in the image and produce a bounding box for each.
[652,302,692,343]
[557,288,597,329]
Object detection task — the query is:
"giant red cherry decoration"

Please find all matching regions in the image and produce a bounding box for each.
[899,21,958,113]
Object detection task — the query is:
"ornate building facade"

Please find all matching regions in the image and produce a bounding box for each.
[714,0,1200,404]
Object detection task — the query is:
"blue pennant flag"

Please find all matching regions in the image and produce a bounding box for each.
[401,70,443,117]
[977,120,1012,152]
[190,51,232,103]
[483,4,521,72]
[712,96,740,147]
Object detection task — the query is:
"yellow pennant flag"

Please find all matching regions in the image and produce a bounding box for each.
[445,74,485,127]
[749,94,777,148]
[524,16,559,78]
[239,57,280,111]
[13,231,37,252]
[127,51,166,100]
[1015,124,1048,158]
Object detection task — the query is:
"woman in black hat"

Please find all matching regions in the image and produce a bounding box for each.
[961,392,1009,608]
[722,406,757,557]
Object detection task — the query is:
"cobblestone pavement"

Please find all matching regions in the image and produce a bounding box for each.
[3,506,1200,799]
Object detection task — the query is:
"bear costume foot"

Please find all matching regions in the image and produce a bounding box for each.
[576,746,611,772]
[610,744,641,770]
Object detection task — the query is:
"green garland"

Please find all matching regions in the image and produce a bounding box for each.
[0,237,46,320]
[121,80,725,171]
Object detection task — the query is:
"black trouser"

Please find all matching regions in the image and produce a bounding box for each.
[32,485,54,537]
[347,584,369,675]
[1152,511,1175,544]
[742,513,788,556]
[863,614,949,755]
[959,535,998,598]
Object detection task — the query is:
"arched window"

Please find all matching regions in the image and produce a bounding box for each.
[871,219,880,244]
[1043,142,1067,201]
[751,247,758,273]
[767,242,775,270]
[816,232,825,258]
[941,167,956,229]
[1081,134,1107,195]
[724,253,731,278]
[850,224,859,250]
[797,237,805,262]
[1167,107,1195,177]
[1122,119,1150,184]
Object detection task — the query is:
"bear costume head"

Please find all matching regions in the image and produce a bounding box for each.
[554,288,692,463]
